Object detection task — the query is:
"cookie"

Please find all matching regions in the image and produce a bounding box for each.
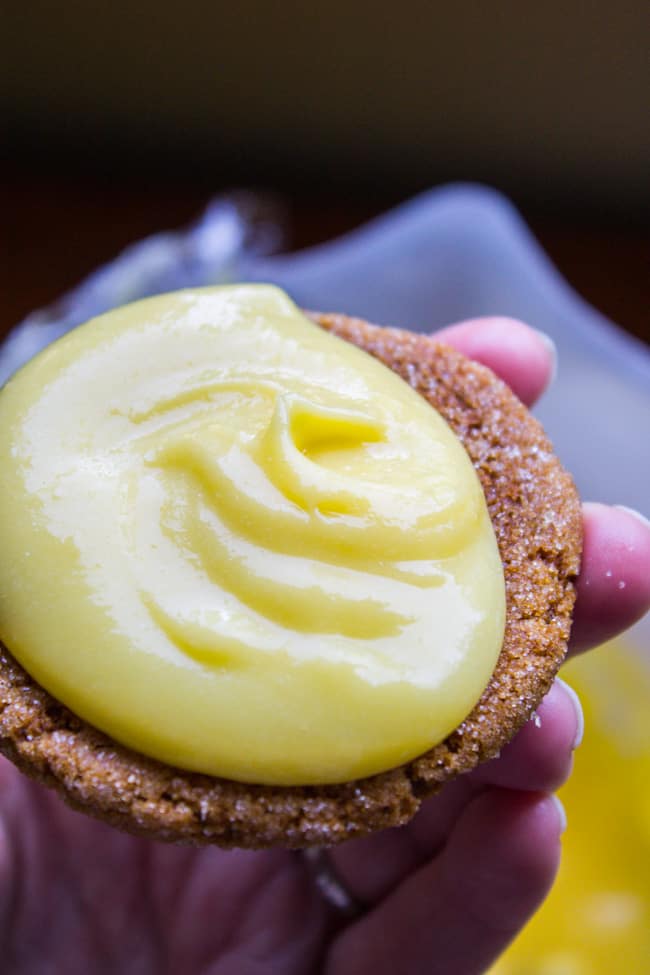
[0,312,581,848]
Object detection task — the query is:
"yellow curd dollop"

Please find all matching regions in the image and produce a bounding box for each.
[0,285,505,785]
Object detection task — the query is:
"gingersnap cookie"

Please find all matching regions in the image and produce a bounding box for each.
[0,290,581,849]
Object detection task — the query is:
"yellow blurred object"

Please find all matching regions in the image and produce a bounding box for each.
[491,639,650,974]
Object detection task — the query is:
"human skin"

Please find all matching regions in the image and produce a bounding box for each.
[0,317,648,975]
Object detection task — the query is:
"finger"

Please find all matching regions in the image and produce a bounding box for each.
[326,789,564,975]
[330,679,580,904]
[465,677,582,790]
[570,503,650,655]
[406,679,578,858]
[435,317,556,407]
[437,328,650,649]
[0,816,12,935]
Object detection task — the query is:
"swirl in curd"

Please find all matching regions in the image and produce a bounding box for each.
[0,286,505,784]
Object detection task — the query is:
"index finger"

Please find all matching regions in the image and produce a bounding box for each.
[438,319,650,653]
[435,316,556,407]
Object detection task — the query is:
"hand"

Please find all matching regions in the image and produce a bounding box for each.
[1,318,649,975]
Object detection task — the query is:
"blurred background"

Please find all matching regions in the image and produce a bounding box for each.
[2,2,648,341]
[2,5,649,973]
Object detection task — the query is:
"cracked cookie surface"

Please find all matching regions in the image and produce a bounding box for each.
[0,313,581,848]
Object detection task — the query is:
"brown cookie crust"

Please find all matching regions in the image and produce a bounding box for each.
[0,313,581,848]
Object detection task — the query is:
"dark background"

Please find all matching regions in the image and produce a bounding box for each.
[2,2,648,342]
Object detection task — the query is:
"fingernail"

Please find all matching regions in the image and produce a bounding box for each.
[555,677,584,749]
[550,794,568,834]
[532,329,557,385]
[614,506,650,532]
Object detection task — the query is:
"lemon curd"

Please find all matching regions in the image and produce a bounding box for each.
[0,286,505,785]
[492,640,650,974]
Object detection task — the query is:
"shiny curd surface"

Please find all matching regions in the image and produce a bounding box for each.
[0,286,505,784]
